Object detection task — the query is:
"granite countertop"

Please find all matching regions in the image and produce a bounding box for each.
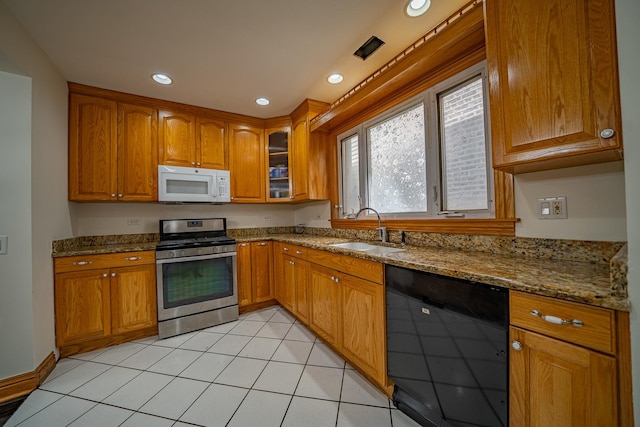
[52,231,629,311]
[238,234,629,311]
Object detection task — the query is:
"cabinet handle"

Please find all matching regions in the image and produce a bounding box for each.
[102,273,108,278]
[258,242,267,246]
[111,193,116,198]
[330,276,335,281]
[196,162,201,166]
[600,128,615,139]
[239,243,248,247]
[283,247,290,251]
[511,341,523,351]
[111,272,116,277]
[118,194,123,198]
[72,260,93,266]
[530,309,584,327]
[192,162,196,166]
[290,261,295,265]
[335,277,340,283]
[295,250,303,255]
[124,256,141,261]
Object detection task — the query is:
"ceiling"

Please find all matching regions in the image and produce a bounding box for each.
[4,0,468,118]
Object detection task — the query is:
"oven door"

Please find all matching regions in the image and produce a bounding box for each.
[156,252,237,321]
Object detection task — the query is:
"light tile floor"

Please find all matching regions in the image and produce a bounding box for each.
[6,305,422,427]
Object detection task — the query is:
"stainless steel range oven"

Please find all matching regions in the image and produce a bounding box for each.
[156,218,238,339]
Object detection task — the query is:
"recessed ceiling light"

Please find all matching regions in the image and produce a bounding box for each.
[327,73,344,84]
[255,97,270,106]
[405,0,431,17]
[151,73,173,85]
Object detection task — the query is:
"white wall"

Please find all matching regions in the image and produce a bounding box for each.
[514,161,627,241]
[616,0,640,422]
[1,2,72,376]
[0,71,35,377]
[74,203,298,236]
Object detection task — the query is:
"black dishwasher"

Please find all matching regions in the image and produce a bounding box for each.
[386,265,509,427]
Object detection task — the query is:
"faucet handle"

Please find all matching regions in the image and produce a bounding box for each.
[377,227,388,243]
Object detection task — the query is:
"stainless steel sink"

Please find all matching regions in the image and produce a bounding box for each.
[329,242,405,255]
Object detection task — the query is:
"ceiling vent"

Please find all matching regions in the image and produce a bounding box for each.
[353,36,385,60]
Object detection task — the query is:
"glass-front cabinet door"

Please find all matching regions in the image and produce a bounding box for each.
[266,128,291,202]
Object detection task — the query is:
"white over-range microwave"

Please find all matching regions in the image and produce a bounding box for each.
[158,165,230,203]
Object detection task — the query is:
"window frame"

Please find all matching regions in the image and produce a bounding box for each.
[337,61,494,220]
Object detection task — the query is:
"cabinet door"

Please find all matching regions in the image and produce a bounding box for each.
[266,128,292,203]
[510,327,617,426]
[251,241,274,303]
[340,274,385,384]
[292,258,310,325]
[309,264,340,347]
[236,242,253,307]
[117,103,158,201]
[229,123,265,202]
[291,118,309,201]
[55,270,111,346]
[279,254,295,312]
[68,93,117,201]
[158,110,196,167]
[486,0,622,173]
[110,264,157,334]
[197,116,228,169]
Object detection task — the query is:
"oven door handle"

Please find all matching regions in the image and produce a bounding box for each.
[156,251,237,264]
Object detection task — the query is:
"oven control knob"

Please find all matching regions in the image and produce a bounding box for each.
[180,250,185,257]
[197,249,202,255]
[214,246,221,253]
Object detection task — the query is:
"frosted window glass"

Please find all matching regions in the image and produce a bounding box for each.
[440,77,488,211]
[341,134,360,216]
[367,104,427,213]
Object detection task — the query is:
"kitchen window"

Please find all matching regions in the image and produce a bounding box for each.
[338,62,493,219]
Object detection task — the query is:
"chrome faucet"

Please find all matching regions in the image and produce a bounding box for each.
[354,207,388,243]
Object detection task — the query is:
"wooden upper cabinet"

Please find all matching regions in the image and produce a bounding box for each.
[197,116,228,169]
[291,118,309,201]
[289,99,330,201]
[266,127,292,203]
[229,123,265,202]
[485,0,623,173]
[158,110,196,167]
[117,103,158,201]
[68,93,117,201]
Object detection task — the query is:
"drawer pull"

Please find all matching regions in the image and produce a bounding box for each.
[283,247,290,251]
[530,309,584,327]
[124,256,141,261]
[72,260,93,266]
[295,250,303,255]
[258,242,267,246]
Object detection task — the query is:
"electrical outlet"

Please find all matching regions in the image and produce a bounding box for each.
[537,196,567,219]
[127,218,140,226]
[263,216,272,221]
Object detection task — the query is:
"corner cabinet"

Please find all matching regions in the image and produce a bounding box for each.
[509,291,628,426]
[229,123,265,203]
[68,91,158,202]
[266,127,292,202]
[485,0,623,173]
[54,251,157,357]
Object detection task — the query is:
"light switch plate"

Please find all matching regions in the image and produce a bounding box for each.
[0,235,7,255]
[537,197,568,219]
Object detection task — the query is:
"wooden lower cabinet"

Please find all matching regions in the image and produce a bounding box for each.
[291,258,310,325]
[237,241,274,309]
[340,274,385,385]
[54,269,112,345]
[110,264,157,335]
[510,327,617,426]
[309,264,341,347]
[54,251,157,356]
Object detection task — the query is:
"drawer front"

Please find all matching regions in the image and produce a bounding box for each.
[510,291,615,354]
[279,243,309,260]
[55,251,155,273]
[308,248,383,284]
